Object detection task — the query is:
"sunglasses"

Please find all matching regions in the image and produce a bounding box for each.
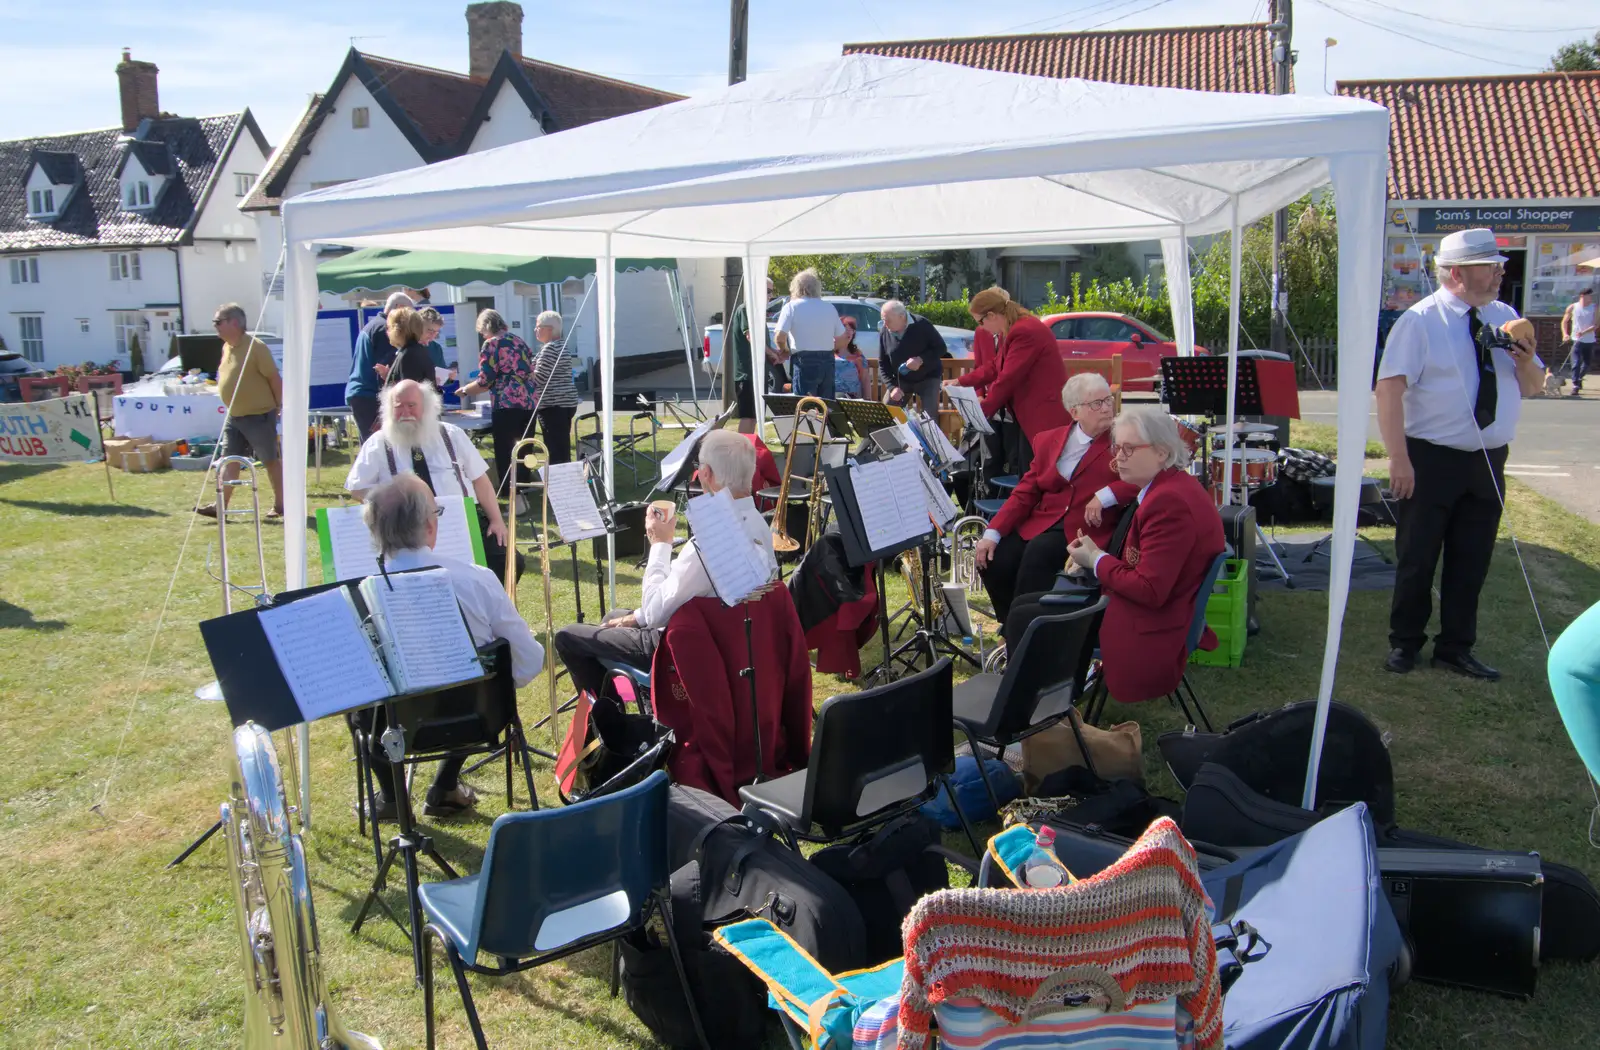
[1110,442,1152,459]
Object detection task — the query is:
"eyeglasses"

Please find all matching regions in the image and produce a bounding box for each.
[1078,396,1115,412]
[432,505,445,518]
[1110,442,1152,459]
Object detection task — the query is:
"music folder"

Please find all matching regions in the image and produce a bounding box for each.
[823,454,937,569]
[199,568,489,733]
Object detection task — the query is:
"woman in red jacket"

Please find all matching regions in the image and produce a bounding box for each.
[955,287,1070,447]
[1066,406,1225,705]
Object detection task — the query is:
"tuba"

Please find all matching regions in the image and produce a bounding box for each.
[223,721,381,1049]
[771,396,830,555]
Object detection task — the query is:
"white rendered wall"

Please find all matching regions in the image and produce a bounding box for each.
[279,79,424,200]
[465,82,547,154]
[0,247,178,370]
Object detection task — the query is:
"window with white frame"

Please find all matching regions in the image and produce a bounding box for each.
[18,315,44,362]
[123,181,152,209]
[9,257,39,284]
[112,312,144,357]
[235,173,256,197]
[109,252,141,281]
[352,106,370,129]
[77,318,90,334]
[27,188,55,217]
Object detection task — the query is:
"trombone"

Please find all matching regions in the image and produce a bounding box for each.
[504,438,560,750]
[771,396,829,555]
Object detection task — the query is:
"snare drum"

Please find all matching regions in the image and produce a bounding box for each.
[1174,418,1203,455]
[1209,448,1278,488]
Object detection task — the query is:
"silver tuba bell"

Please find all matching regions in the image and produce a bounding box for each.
[223,721,381,1049]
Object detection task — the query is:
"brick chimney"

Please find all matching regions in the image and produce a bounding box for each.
[116,49,160,132]
[466,2,523,81]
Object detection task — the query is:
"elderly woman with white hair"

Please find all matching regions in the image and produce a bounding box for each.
[774,267,849,399]
[1066,405,1226,705]
[528,309,580,463]
[972,373,1137,622]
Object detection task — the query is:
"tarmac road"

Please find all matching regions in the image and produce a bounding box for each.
[1298,388,1600,524]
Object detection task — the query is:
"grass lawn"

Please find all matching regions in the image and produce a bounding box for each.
[3,425,1599,1049]
[1288,418,1386,459]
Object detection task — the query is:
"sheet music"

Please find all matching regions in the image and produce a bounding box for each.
[541,461,608,542]
[942,383,993,434]
[323,499,479,579]
[914,455,961,528]
[850,454,932,552]
[360,570,483,694]
[258,588,392,721]
[659,416,719,487]
[916,412,963,467]
[684,489,776,604]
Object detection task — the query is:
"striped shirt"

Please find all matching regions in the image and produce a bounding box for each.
[530,338,580,409]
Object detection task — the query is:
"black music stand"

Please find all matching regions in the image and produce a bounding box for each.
[196,575,493,986]
[824,461,942,683]
[654,403,737,495]
[765,395,856,440]
[1160,355,1267,418]
[833,398,900,455]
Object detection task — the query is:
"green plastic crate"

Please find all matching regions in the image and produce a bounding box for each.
[1190,558,1248,667]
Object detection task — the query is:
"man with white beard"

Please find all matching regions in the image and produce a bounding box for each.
[346,379,521,582]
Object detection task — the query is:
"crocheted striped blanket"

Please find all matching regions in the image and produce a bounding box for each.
[898,817,1222,1050]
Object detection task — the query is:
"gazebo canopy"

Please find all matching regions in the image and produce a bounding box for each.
[314,247,675,294]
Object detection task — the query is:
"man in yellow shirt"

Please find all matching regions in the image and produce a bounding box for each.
[196,303,284,521]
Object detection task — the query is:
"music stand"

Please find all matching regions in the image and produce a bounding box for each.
[764,395,856,439]
[196,576,492,986]
[655,403,737,494]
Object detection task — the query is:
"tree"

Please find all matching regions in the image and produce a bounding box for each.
[1549,31,1600,72]
[766,254,882,297]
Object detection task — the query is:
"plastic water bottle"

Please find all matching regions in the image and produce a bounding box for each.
[1021,826,1068,889]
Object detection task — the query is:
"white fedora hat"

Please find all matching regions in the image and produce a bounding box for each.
[1436,228,1508,267]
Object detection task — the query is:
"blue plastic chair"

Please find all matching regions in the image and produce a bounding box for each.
[598,658,652,715]
[989,474,1020,494]
[418,770,707,1050]
[973,498,1006,520]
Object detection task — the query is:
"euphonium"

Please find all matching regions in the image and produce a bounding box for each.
[223,722,381,1049]
[504,438,559,748]
[947,515,991,596]
[771,396,829,555]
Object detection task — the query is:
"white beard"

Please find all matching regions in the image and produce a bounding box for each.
[380,409,438,450]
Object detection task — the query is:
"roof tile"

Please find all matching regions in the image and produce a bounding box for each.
[843,23,1278,94]
[1338,71,1600,200]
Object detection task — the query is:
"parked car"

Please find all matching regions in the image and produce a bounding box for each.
[703,296,975,377]
[0,351,45,402]
[1039,311,1209,392]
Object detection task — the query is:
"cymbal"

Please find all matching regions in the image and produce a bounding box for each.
[1216,421,1278,435]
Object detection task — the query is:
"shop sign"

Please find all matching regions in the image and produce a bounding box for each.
[1416,206,1600,235]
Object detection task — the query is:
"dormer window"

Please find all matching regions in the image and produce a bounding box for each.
[24,150,77,220]
[28,189,55,217]
[125,181,152,208]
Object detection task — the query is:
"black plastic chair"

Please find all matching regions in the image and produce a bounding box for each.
[738,658,982,857]
[950,599,1107,811]
[352,641,538,861]
[419,769,706,1050]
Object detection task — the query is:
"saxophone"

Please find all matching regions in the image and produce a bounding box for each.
[223,722,382,1050]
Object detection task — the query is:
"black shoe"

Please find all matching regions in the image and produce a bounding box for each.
[358,794,398,822]
[1384,648,1417,674]
[1431,651,1501,681]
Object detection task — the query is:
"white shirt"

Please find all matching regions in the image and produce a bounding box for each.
[1376,287,1535,452]
[982,426,1118,543]
[382,548,545,686]
[346,421,489,498]
[636,495,773,629]
[1573,301,1597,344]
[774,297,846,353]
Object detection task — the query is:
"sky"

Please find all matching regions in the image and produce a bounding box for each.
[0,0,1592,144]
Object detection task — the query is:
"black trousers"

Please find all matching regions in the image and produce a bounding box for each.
[348,394,380,443]
[1390,437,1508,658]
[554,610,662,699]
[536,405,576,464]
[980,521,1070,625]
[1001,417,1034,477]
[357,707,463,806]
[492,407,536,494]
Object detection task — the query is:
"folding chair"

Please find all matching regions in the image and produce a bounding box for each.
[950,599,1106,813]
[738,658,981,857]
[1079,550,1230,732]
[419,770,709,1050]
[575,405,656,488]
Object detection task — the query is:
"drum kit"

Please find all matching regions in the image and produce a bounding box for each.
[1177,417,1292,583]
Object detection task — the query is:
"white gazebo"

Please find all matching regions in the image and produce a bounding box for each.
[278,54,1390,810]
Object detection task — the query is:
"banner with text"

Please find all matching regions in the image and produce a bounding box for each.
[0,395,104,463]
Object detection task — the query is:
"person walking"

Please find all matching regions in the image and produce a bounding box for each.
[1560,287,1596,396]
[197,303,284,522]
[1376,228,1543,681]
[457,309,538,510]
[774,268,848,399]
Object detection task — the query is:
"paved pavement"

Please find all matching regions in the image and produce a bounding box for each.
[1299,389,1600,523]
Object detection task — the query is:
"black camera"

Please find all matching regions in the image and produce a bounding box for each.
[1475,322,1519,352]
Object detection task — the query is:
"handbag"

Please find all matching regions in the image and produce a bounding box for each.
[1020,712,1143,792]
[554,693,674,803]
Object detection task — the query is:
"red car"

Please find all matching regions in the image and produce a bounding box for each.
[1039,312,1208,392]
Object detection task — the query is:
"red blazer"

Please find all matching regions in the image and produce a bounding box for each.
[990,425,1138,543]
[651,588,813,805]
[746,432,782,511]
[980,315,1071,441]
[955,328,1000,399]
[1094,468,1227,704]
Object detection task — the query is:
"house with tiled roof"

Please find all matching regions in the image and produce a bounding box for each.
[0,51,270,371]
[844,24,1278,305]
[1338,71,1600,325]
[241,0,715,367]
